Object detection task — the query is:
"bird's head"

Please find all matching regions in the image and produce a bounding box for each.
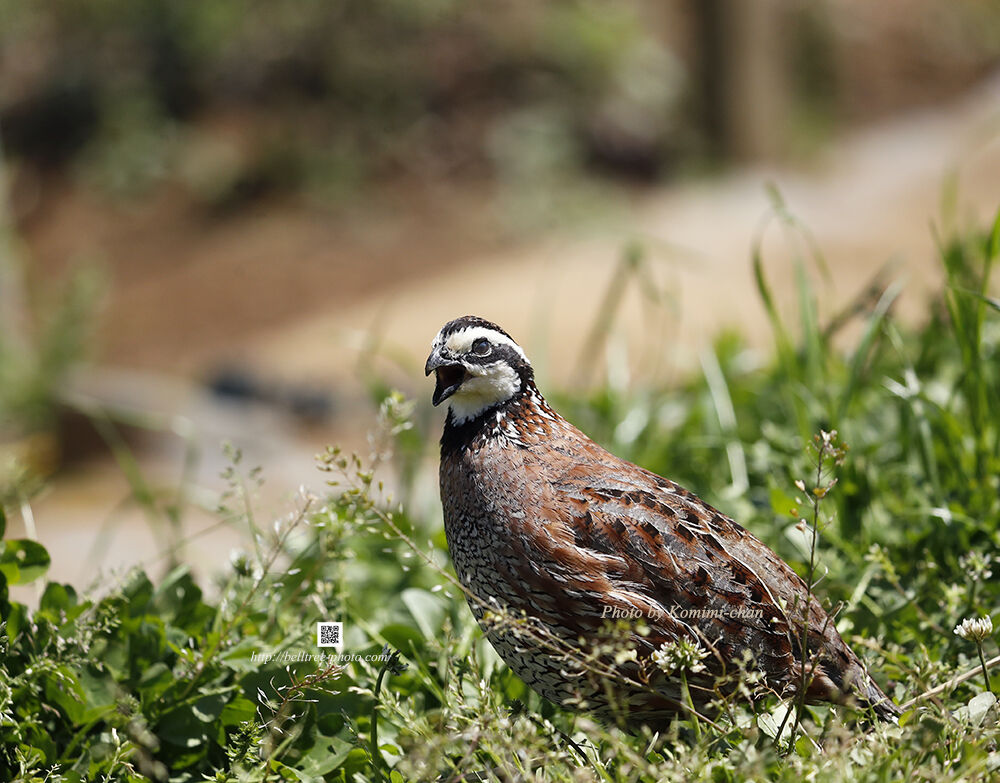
[425,316,533,424]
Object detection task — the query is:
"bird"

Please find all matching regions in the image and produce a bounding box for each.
[425,314,899,727]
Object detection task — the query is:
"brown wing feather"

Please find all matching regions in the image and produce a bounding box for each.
[538,419,892,712]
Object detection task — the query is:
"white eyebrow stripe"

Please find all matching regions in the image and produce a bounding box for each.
[440,326,528,363]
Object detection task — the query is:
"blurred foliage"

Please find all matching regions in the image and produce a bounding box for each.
[0,0,687,204]
[0,265,102,435]
[0,248,103,515]
[1,0,998,225]
[0,147,103,493]
[7,0,996,209]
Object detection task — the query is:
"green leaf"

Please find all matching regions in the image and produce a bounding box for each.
[2,595,25,640]
[379,623,424,656]
[40,581,78,614]
[138,662,174,702]
[954,691,998,727]
[122,570,154,615]
[188,691,229,724]
[0,539,51,585]
[44,666,87,724]
[768,485,799,518]
[153,565,212,630]
[0,570,9,623]
[294,734,355,777]
[157,704,210,749]
[401,587,446,641]
[78,665,118,722]
[126,616,168,671]
[219,696,257,727]
[0,505,6,538]
[987,204,1000,265]
[219,637,264,672]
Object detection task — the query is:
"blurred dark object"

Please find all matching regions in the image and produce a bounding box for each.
[1,77,100,168]
[207,366,333,423]
[54,401,155,467]
[695,0,791,161]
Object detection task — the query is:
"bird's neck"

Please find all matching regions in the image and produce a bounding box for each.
[440,379,558,454]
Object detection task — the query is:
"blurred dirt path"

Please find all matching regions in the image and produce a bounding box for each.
[253,71,1000,404]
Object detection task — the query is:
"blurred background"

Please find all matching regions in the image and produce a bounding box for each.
[2,0,999,597]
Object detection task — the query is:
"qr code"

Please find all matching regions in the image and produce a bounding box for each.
[317,621,342,648]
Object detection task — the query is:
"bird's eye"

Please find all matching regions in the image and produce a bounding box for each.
[471,337,492,356]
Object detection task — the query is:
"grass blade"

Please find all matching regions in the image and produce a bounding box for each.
[837,280,904,421]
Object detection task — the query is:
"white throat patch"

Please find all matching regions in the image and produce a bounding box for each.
[447,361,521,424]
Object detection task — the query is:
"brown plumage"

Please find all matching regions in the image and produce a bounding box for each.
[426,315,898,726]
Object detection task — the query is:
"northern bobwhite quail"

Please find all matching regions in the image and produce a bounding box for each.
[426,315,898,726]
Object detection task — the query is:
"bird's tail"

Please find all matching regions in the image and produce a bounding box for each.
[841,663,900,724]
[862,678,901,724]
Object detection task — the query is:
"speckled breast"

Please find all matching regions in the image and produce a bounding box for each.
[439,437,612,710]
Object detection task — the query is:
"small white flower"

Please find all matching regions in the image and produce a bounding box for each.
[959,552,993,582]
[652,637,708,675]
[954,616,993,643]
[229,549,251,575]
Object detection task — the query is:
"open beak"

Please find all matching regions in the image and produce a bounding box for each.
[425,349,466,406]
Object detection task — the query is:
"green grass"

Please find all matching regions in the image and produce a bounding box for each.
[1,208,999,781]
